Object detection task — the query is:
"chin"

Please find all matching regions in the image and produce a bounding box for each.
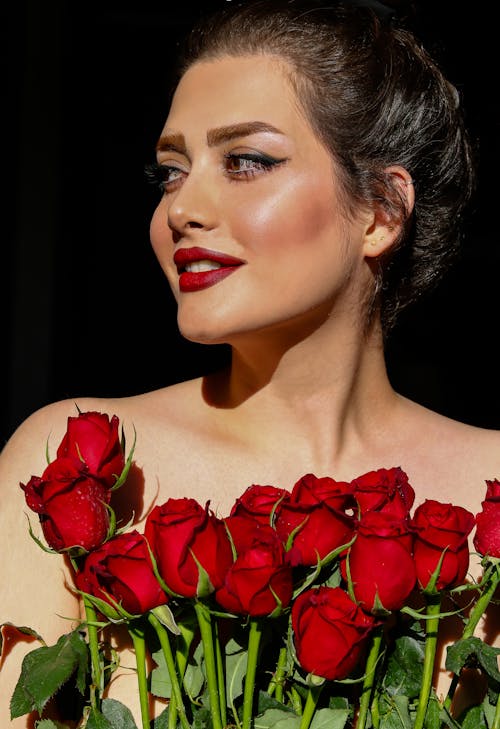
[177,317,230,346]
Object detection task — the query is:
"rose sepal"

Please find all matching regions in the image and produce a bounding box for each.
[75,586,141,624]
[103,501,117,543]
[145,539,187,599]
[110,424,136,491]
[369,591,392,618]
[400,604,466,621]
[421,546,449,595]
[190,547,216,598]
[284,516,310,552]
[267,584,287,618]
[26,514,91,559]
[113,511,136,537]
[26,514,62,556]
[292,536,356,600]
[150,604,181,635]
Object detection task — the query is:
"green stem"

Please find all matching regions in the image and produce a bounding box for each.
[242,618,263,729]
[83,597,102,708]
[176,614,197,685]
[299,683,324,729]
[128,622,150,729]
[195,601,223,729]
[267,646,288,702]
[492,687,500,729]
[215,619,227,727]
[414,593,442,729]
[356,626,383,729]
[148,612,191,729]
[167,692,178,729]
[443,562,500,713]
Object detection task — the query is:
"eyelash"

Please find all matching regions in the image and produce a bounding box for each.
[144,153,286,193]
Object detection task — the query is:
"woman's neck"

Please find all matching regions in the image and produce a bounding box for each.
[201,310,398,468]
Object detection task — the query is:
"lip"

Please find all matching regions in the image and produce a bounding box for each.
[174,246,246,293]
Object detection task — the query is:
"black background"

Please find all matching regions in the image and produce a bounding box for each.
[2,1,499,446]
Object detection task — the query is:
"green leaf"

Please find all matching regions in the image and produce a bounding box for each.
[254,708,301,729]
[310,708,349,729]
[10,630,89,718]
[34,721,66,729]
[425,695,441,729]
[101,698,138,729]
[151,706,170,729]
[150,643,204,701]
[85,706,115,729]
[225,637,248,707]
[459,703,487,729]
[257,690,293,714]
[150,647,172,699]
[192,705,214,729]
[482,695,497,729]
[446,637,500,682]
[378,694,412,729]
[383,634,425,699]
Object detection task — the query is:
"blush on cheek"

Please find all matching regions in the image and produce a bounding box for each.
[231,175,341,256]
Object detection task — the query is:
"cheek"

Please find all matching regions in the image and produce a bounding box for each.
[149,202,169,261]
[229,174,342,259]
[149,202,179,292]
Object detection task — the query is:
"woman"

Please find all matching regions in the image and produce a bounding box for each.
[1,1,498,725]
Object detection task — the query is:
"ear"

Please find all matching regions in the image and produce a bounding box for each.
[362,165,414,259]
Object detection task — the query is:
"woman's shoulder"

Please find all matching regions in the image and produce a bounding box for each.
[0,380,204,484]
[394,396,500,508]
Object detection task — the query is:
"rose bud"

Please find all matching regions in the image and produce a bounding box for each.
[144,498,233,598]
[474,480,500,558]
[351,467,415,518]
[215,516,293,617]
[230,484,291,526]
[56,411,125,489]
[75,531,167,616]
[411,500,475,590]
[21,456,111,552]
[342,511,416,612]
[275,473,355,566]
[292,586,376,680]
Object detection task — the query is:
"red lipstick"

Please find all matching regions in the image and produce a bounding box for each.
[173,247,245,293]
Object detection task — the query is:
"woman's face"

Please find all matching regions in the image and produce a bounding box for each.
[150,55,374,345]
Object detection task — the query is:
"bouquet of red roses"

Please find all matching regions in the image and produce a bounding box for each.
[4,411,500,729]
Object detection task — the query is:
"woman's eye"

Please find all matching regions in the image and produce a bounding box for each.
[224,153,287,178]
[144,162,185,192]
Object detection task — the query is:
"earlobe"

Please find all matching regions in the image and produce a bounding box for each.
[363,165,414,259]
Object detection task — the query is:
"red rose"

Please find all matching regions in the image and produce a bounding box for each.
[215,517,293,616]
[474,480,500,558]
[21,456,111,551]
[144,498,233,598]
[411,500,475,590]
[230,484,291,526]
[343,511,416,612]
[75,531,167,615]
[292,586,376,680]
[56,411,125,488]
[351,467,415,518]
[275,474,355,567]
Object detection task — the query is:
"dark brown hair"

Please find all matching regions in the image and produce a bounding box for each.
[177,0,475,332]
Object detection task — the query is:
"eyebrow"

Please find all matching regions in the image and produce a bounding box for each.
[156,121,285,153]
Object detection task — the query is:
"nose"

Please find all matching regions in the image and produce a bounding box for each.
[167,171,218,236]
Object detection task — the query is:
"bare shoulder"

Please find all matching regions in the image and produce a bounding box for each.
[395,395,500,510]
[1,398,98,478]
